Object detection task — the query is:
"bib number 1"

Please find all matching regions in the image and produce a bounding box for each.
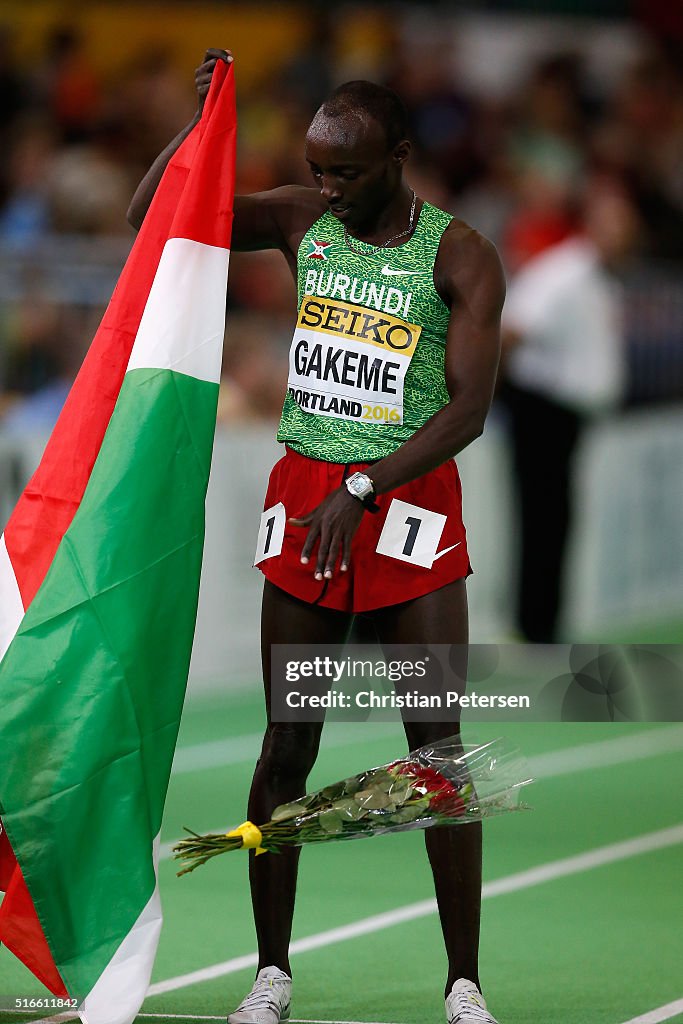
[402,516,422,557]
[375,499,451,569]
[254,502,286,564]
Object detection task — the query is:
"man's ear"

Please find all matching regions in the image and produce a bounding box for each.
[393,139,411,166]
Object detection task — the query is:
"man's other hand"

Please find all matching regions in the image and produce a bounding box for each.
[289,488,365,580]
[195,48,233,115]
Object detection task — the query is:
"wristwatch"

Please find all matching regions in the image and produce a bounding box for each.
[345,471,380,512]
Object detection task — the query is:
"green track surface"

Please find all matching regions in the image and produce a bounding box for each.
[588,621,683,643]
[1,687,682,1024]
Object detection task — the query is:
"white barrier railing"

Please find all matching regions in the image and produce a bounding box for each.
[1,406,682,690]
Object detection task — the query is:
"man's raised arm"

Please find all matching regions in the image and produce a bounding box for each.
[126,49,306,255]
[127,48,231,231]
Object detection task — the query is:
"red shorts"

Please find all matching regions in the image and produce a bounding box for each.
[254,448,471,613]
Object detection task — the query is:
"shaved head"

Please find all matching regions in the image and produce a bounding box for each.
[308,80,410,152]
[304,80,412,235]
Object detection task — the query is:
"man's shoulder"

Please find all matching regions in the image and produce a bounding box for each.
[232,186,326,254]
[439,215,497,256]
[258,186,328,250]
[259,185,326,220]
[434,214,505,305]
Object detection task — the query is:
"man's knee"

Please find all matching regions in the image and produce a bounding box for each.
[260,724,320,784]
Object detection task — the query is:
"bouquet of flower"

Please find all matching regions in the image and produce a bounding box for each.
[173,736,531,875]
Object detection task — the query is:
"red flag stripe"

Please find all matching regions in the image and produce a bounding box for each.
[0,859,68,996]
[0,827,16,890]
[0,61,235,999]
[3,65,234,608]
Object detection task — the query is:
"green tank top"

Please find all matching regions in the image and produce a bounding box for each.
[276,199,454,462]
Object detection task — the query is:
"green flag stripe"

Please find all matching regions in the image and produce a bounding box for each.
[0,367,218,997]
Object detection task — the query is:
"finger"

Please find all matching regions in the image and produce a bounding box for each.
[195,68,215,95]
[195,53,233,83]
[300,523,320,564]
[203,48,233,63]
[195,61,216,82]
[341,533,352,572]
[315,530,331,581]
[288,513,313,528]
[324,534,341,579]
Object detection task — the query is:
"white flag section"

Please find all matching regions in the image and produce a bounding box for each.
[79,837,162,1024]
[0,537,24,662]
[127,238,230,383]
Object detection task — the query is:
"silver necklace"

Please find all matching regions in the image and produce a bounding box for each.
[343,190,417,253]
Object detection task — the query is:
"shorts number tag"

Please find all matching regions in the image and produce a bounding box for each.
[376,499,448,569]
[254,502,286,564]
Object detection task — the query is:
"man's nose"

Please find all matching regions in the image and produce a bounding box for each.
[319,176,342,202]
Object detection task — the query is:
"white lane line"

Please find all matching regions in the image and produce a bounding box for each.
[146,823,683,998]
[134,1016,403,1024]
[619,998,683,1023]
[171,723,400,775]
[526,724,683,779]
[481,824,683,898]
[4,1011,404,1024]
[160,726,683,862]
[171,722,683,776]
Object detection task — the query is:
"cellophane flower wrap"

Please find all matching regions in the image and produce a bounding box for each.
[173,736,531,875]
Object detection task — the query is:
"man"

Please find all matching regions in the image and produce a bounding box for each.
[129,49,505,1024]
[500,185,634,641]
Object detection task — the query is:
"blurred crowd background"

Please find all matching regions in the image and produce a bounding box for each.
[2,1,683,425]
[1,1,682,646]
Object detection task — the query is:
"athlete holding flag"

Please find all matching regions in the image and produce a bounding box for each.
[129,49,506,1024]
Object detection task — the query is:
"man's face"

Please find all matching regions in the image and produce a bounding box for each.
[305,111,408,231]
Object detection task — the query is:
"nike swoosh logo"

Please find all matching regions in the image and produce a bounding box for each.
[380,266,419,277]
[433,541,462,561]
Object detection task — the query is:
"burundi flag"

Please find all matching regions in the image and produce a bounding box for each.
[305,239,332,259]
[0,60,236,1024]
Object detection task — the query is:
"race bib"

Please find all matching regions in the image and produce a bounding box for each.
[254,502,286,564]
[376,498,459,569]
[286,295,421,425]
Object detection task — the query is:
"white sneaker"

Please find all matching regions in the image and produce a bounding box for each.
[446,978,499,1023]
[228,966,292,1024]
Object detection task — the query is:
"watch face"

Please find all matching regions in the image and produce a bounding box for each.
[347,473,372,498]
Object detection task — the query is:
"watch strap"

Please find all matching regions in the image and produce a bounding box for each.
[345,472,380,513]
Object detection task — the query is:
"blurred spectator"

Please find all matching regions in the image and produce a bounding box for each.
[455,102,515,248]
[499,184,640,641]
[591,51,683,260]
[227,251,296,316]
[29,25,102,144]
[218,312,289,424]
[276,12,337,116]
[0,118,57,245]
[46,133,132,236]
[110,47,196,170]
[636,0,683,59]
[386,31,479,195]
[1,6,683,430]
[502,55,587,270]
[0,25,26,139]
[502,148,581,272]
[1,294,91,435]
